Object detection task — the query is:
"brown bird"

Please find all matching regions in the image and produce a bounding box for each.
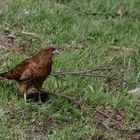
[0,45,59,102]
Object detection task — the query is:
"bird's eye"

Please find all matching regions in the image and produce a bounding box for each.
[50,49,55,52]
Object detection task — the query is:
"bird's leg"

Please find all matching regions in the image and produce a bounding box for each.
[19,83,29,103]
[34,87,42,103]
[35,89,42,103]
[33,83,43,103]
[38,90,42,103]
[24,93,27,103]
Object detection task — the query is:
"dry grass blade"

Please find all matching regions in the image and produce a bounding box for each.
[21,31,39,37]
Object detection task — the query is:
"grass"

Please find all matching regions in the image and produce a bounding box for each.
[0,0,140,139]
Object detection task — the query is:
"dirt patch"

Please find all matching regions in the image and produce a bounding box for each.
[0,27,32,52]
[25,114,74,139]
[0,0,11,6]
[7,107,57,139]
[6,92,140,139]
[8,107,20,119]
[26,115,55,136]
[27,93,140,139]
[92,107,140,139]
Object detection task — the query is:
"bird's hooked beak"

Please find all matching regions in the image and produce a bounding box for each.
[52,49,59,54]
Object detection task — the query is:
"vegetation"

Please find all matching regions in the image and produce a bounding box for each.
[0,0,140,139]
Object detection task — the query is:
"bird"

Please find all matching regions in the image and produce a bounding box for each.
[0,45,59,102]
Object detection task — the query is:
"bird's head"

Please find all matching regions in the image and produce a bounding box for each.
[40,45,59,57]
[32,45,59,65]
[45,46,59,54]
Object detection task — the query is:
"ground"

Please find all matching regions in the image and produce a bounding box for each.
[0,0,140,139]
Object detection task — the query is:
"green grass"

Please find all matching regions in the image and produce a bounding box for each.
[0,0,140,139]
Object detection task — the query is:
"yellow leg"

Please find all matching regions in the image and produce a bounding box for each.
[24,93,27,102]
[19,84,29,103]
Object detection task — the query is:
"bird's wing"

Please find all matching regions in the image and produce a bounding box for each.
[20,68,32,81]
[2,59,31,80]
[3,58,52,82]
[20,62,47,81]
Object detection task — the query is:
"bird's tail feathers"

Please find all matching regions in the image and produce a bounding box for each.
[0,72,8,80]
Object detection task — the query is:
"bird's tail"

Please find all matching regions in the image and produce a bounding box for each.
[0,72,8,80]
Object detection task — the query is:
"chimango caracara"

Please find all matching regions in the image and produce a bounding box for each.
[0,46,59,102]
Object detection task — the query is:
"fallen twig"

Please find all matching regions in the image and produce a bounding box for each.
[52,65,134,75]
[52,67,113,75]
[52,73,116,80]
[52,72,127,83]
[95,108,126,131]
[51,65,133,82]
